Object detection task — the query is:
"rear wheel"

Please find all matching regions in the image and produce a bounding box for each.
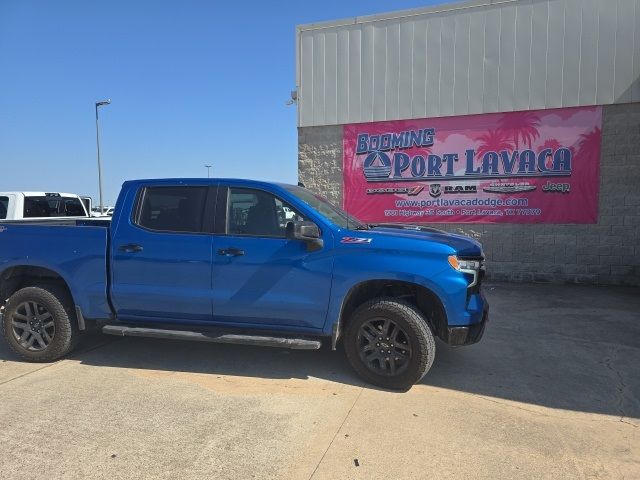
[344,298,435,390]
[2,285,79,362]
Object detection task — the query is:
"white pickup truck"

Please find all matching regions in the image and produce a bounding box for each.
[0,192,89,220]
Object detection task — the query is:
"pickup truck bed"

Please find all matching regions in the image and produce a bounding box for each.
[0,221,111,320]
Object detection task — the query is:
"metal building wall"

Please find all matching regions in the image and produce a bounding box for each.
[296,0,640,127]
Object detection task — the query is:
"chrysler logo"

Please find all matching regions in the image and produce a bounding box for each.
[483,183,536,193]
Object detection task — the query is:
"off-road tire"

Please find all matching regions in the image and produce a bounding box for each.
[344,298,436,390]
[2,285,79,362]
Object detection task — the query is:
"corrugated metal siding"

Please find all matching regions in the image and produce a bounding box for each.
[297,0,640,127]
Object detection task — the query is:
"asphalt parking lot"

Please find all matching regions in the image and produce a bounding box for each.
[0,283,638,480]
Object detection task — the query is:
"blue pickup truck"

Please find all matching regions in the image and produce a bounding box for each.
[0,179,487,389]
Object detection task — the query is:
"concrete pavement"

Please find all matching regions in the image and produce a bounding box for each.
[0,283,638,479]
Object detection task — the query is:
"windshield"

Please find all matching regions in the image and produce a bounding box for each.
[283,185,364,229]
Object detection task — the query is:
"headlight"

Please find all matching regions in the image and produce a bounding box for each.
[448,255,483,287]
[448,256,480,271]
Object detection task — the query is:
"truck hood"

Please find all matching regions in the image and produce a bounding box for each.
[364,223,483,257]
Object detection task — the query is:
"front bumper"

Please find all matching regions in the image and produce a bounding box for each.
[441,306,488,346]
[426,255,489,346]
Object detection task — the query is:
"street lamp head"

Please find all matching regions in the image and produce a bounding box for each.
[96,99,111,107]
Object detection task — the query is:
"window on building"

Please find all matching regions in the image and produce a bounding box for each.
[135,186,207,233]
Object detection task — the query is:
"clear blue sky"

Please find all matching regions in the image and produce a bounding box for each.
[0,0,444,205]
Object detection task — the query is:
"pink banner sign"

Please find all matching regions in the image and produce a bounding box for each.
[343,106,602,224]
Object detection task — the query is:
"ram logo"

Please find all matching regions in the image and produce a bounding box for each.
[429,184,442,198]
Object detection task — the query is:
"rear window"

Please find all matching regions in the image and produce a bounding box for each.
[23,196,86,218]
[0,196,8,219]
[135,186,207,233]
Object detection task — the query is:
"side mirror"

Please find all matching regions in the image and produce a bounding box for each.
[286,221,323,251]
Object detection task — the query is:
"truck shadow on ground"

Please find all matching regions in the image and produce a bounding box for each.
[1,283,638,419]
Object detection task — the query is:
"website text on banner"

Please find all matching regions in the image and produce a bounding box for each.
[343,106,601,224]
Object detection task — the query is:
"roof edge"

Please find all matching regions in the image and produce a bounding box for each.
[296,0,517,32]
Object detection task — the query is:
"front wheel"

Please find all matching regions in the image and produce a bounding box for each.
[344,298,436,390]
[2,285,79,362]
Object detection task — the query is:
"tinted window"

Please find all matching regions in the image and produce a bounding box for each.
[227,188,305,237]
[136,186,207,233]
[23,196,86,218]
[0,196,7,219]
[63,198,86,216]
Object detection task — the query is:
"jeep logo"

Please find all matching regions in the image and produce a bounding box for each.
[542,181,570,193]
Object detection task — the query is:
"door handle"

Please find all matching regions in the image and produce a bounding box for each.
[217,247,245,257]
[119,243,143,253]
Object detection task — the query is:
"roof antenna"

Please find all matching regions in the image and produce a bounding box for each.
[298,181,306,188]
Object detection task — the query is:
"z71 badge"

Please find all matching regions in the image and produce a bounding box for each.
[341,237,372,244]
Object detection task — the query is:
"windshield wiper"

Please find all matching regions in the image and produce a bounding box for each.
[354,224,370,230]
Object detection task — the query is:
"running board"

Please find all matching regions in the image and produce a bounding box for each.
[102,325,322,350]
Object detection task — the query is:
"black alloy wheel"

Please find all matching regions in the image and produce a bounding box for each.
[344,298,436,390]
[356,318,412,376]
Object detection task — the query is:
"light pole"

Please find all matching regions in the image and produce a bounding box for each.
[95,99,111,214]
[205,164,212,178]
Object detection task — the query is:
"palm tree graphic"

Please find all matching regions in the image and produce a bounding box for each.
[475,130,515,183]
[576,127,602,165]
[498,112,541,149]
[476,130,515,159]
